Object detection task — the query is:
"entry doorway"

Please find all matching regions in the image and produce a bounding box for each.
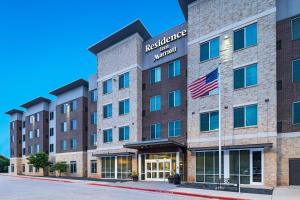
[289,159,300,185]
[145,159,171,181]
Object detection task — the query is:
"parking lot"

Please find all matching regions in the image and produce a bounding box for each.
[0,176,203,200]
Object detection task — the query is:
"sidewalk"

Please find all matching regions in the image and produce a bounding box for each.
[2,174,299,200]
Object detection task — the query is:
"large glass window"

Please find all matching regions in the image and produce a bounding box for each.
[61,140,67,151]
[70,139,77,150]
[103,104,112,119]
[70,119,77,130]
[103,129,113,143]
[103,79,112,94]
[234,104,257,128]
[71,100,77,112]
[200,111,219,131]
[119,126,130,141]
[91,160,97,174]
[293,59,300,82]
[117,156,132,179]
[168,60,181,78]
[150,123,161,139]
[91,89,97,103]
[61,122,67,132]
[119,99,130,115]
[150,67,161,84]
[234,23,257,51]
[293,102,300,124]
[196,151,224,183]
[252,151,262,183]
[292,17,300,40]
[168,120,181,137]
[169,90,181,108]
[234,64,257,89]
[200,37,219,62]
[119,72,130,89]
[150,95,161,112]
[101,157,115,179]
[229,150,250,184]
[91,112,97,125]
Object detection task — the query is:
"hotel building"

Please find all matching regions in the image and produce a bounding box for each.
[6,0,300,189]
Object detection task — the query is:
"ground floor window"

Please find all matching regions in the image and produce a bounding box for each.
[117,156,132,179]
[91,160,97,174]
[11,164,14,173]
[70,161,77,173]
[22,164,25,173]
[195,149,263,185]
[29,165,33,172]
[101,157,115,178]
[35,167,39,173]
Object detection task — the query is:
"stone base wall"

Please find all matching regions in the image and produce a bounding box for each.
[9,157,22,175]
[55,151,87,177]
[87,151,101,179]
[277,134,300,186]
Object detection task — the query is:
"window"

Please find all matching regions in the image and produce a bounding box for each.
[35,129,40,138]
[234,104,258,128]
[292,17,300,40]
[234,63,257,89]
[50,128,54,136]
[103,104,112,119]
[49,144,54,153]
[293,102,300,124]
[91,160,97,174]
[29,131,33,139]
[119,99,130,115]
[61,103,68,114]
[11,164,14,173]
[35,167,39,173]
[117,156,132,179]
[28,145,33,154]
[292,59,300,82]
[90,133,97,146]
[49,112,54,120]
[70,139,77,150]
[22,121,25,128]
[70,161,77,173]
[168,120,181,137]
[61,140,67,151]
[103,79,112,94]
[168,60,181,78]
[200,111,219,131]
[71,100,77,112]
[169,90,181,108]
[196,151,224,183]
[36,113,40,122]
[119,126,130,141]
[22,148,26,155]
[91,112,97,124]
[71,120,77,130]
[22,135,26,142]
[35,144,40,153]
[103,129,113,143]
[29,165,33,172]
[22,164,25,173]
[61,122,67,132]
[150,95,161,112]
[234,23,257,51]
[91,89,97,103]
[29,115,34,124]
[150,67,161,84]
[150,123,161,139]
[200,37,219,62]
[119,72,130,89]
[101,157,115,178]
[230,150,250,184]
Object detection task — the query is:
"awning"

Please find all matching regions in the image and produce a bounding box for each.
[188,143,273,152]
[124,139,186,150]
[92,151,135,157]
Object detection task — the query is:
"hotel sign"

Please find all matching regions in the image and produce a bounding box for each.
[142,23,187,70]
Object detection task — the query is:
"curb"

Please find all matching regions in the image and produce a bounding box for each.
[0,174,75,183]
[88,183,249,200]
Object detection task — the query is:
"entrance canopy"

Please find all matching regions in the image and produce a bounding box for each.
[92,151,135,157]
[124,139,186,150]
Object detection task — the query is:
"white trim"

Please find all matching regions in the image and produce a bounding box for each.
[188,7,276,46]
[187,132,277,143]
[96,145,124,151]
[55,151,86,156]
[98,64,141,82]
[233,101,258,108]
[233,61,258,70]
[278,131,300,138]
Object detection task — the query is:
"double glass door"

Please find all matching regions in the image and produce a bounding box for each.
[145,159,171,181]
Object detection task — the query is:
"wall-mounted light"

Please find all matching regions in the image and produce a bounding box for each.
[224,35,229,39]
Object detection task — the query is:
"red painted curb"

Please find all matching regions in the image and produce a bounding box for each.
[87,183,249,200]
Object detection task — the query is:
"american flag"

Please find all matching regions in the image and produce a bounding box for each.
[188,68,218,99]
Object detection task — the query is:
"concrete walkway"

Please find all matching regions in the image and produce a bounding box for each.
[1,174,299,200]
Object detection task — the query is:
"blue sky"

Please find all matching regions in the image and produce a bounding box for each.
[0,0,184,157]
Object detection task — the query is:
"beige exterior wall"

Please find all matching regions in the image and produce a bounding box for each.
[277,132,300,186]
[9,158,22,175]
[55,151,87,177]
[187,0,277,187]
[87,150,101,179]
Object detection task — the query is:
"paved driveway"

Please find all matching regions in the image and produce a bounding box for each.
[0,176,203,200]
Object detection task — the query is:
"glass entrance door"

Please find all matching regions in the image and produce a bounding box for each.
[145,159,171,181]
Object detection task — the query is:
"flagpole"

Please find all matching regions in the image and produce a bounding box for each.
[218,64,222,184]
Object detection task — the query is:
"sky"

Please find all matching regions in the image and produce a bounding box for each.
[0,0,184,157]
